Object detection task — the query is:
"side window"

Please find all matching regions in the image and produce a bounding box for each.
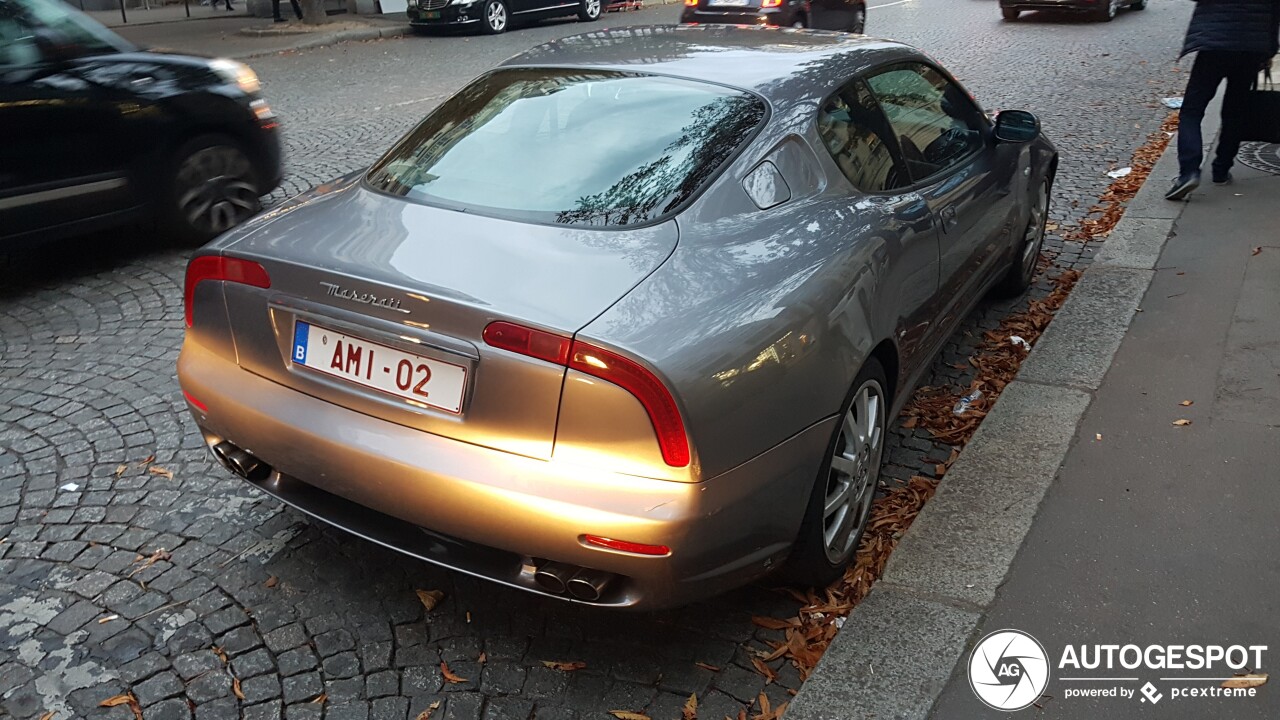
[816,79,909,193]
[0,7,39,69]
[865,63,985,181]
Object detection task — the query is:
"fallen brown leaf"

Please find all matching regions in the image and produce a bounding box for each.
[138,454,155,468]
[39,712,55,720]
[441,661,468,684]
[1252,247,1263,256]
[97,614,118,624]
[98,694,134,708]
[264,576,278,589]
[415,700,442,720]
[114,464,127,477]
[415,589,445,612]
[477,652,487,664]
[608,712,650,720]
[682,693,698,720]
[1222,673,1267,689]
[1173,419,1193,427]
[212,646,229,664]
[695,662,720,672]
[1180,400,1194,406]
[232,677,245,700]
[750,657,778,684]
[751,616,796,631]
[148,466,174,480]
[311,693,328,704]
[542,660,587,672]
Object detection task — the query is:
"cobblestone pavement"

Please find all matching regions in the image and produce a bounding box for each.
[0,2,1192,718]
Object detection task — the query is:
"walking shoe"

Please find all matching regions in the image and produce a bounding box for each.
[1165,173,1200,201]
[1212,170,1233,185]
[274,15,286,20]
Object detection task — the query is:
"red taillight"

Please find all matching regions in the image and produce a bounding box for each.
[482,321,571,365]
[568,341,690,467]
[581,534,671,556]
[684,0,697,6]
[482,322,691,468]
[184,256,270,328]
[761,0,782,7]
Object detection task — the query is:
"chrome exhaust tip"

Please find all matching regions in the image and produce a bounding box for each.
[212,442,270,481]
[566,568,615,602]
[533,561,577,595]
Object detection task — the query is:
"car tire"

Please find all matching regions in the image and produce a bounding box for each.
[994,178,1050,298]
[849,6,866,33]
[161,134,261,247]
[481,0,508,33]
[578,0,601,20]
[781,358,888,588]
[1097,0,1117,21]
[1001,7,1019,20]
[1131,0,1146,9]
[789,14,807,28]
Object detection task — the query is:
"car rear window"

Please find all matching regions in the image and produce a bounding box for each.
[365,68,767,227]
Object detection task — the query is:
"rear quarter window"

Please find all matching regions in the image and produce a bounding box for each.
[365,68,768,228]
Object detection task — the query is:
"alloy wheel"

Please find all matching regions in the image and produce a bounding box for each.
[487,0,507,31]
[1019,182,1049,282]
[583,0,600,17]
[175,146,258,238]
[850,8,865,33]
[822,379,884,563]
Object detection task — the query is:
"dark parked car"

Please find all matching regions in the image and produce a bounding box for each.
[0,0,282,248]
[681,0,866,32]
[1001,0,1145,22]
[180,26,1056,609]
[407,0,601,35]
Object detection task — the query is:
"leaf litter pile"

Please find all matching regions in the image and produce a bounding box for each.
[740,114,1181,705]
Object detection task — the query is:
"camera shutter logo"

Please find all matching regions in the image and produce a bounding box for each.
[968,630,1051,711]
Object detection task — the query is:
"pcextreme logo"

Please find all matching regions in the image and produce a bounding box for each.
[967,629,1269,711]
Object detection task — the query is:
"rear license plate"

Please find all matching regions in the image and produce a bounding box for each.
[292,321,467,414]
[422,10,440,17]
[708,0,750,6]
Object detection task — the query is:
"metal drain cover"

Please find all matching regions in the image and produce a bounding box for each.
[1238,142,1280,175]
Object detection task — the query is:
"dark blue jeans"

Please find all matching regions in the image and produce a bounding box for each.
[1177,50,1267,178]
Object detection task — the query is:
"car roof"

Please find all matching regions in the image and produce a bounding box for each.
[502,25,925,100]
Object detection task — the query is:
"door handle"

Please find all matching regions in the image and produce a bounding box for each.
[939,205,959,233]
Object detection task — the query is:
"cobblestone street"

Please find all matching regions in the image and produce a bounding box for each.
[1,1,1192,718]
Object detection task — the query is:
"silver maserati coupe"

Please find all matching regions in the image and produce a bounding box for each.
[178,25,1056,609]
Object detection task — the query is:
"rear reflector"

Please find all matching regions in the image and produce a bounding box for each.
[482,322,691,467]
[184,256,271,328]
[181,389,208,413]
[581,534,671,556]
[482,321,571,365]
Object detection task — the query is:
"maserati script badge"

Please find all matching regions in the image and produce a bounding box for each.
[319,282,411,314]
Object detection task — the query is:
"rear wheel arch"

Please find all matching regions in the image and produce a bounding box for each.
[868,338,900,410]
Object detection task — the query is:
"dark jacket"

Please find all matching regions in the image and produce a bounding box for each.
[1180,0,1280,58]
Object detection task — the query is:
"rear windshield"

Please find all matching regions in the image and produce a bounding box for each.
[365,68,767,227]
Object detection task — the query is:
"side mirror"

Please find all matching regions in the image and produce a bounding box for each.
[994,110,1040,144]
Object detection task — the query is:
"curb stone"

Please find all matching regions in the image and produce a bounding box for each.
[785,96,1223,720]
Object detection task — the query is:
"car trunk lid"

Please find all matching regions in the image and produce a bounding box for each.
[218,182,678,460]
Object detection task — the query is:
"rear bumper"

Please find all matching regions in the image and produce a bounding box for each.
[1001,0,1100,10]
[177,338,830,609]
[679,8,788,25]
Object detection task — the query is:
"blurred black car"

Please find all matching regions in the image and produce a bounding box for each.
[407,0,602,35]
[680,0,866,32]
[1000,0,1145,22]
[0,0,282,248]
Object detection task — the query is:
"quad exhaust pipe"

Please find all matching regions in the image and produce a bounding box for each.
[534,561,617,602]
[212,441,271,482]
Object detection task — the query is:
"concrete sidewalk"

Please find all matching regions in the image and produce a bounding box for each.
[111,14,408,58]
[925,159,1280,718]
